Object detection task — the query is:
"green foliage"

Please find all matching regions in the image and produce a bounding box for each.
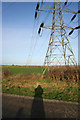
[38,79,52,83]
[0,66,2,71]
[2,66,43,75]
[2,66,79,103]
[3,85,35,97]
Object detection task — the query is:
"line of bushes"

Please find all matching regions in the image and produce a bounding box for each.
[44,67,80,82]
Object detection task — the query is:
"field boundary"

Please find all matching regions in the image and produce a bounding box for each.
[2,93,79,104]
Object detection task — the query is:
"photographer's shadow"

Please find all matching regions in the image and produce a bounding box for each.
[31,85,45,118]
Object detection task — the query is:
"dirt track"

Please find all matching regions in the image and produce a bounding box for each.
[2,93,80,119]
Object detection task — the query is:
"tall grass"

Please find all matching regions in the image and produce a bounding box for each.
[2,65,79,102]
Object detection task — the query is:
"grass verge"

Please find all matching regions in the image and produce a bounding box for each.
[2,66,79,103]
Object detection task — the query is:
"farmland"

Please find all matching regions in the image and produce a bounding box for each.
[2,65,80,103]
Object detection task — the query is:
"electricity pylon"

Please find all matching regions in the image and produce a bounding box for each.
[35,1,79,74]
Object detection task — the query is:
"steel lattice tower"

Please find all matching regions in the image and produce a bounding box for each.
[35,1,78,74]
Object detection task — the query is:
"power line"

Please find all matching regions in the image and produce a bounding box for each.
[69,31,80,39]
[26,34,39,65]
[72,19,80,23]
[62,2,72,8]
[27,2,50,64]
[3,2,16,12]
[35,1,78,72]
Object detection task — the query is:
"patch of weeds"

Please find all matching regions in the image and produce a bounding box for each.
[2,65,79,102]
[2,70,12,77]
[38,79,51,83]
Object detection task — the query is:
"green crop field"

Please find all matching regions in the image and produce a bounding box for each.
[2,66,43,75]
[2,65,80,103]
